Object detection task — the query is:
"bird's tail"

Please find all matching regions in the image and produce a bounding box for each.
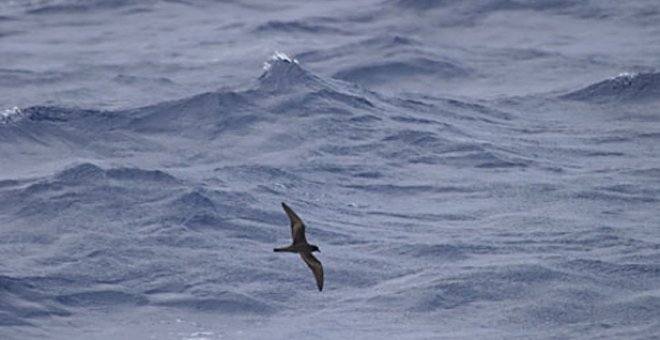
[273,245,295,252]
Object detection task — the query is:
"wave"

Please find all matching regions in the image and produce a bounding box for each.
[375,136,532,168]
[256,52,329,93]
[0,68,68,87]
[562,259,660,286]
[390,0,455,11]
[24,0,138,15]
[151,292,274,314]
[106,167,178,183]
[296,34,470,88]
[1,52,502,152]
[297,35,421,64]
[1,163,181,222]
[112,74,175,86]
[0,276,71,326]
[50,163,179,186]
[0,106,25,124]
[391,0,604,20]
[255,19,348,35]
[561,72,660,103]
[170,191,217,211]
[370,264,572,312]
[14,106,119,124]
[392,242,496,261]
[54,163,105,184]
[56,290,148,307]
[0,15,17,22]
[572,188,660,204]
[333,57,469,86]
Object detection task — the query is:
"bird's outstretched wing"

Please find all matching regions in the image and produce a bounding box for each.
[300,252,324,291]
[282,202,307,244]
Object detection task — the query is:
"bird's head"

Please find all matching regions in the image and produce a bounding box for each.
[310,245,320,253]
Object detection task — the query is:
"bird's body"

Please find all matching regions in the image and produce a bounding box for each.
[274,202,324,291]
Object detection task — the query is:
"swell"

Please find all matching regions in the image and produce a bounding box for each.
[333,58,470,85]
[25,0,137,15]
[561,72,660,104]
[0,276,72,326]
[255,18,348,35]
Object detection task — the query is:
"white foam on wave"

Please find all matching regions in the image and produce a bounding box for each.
[611,72,638,86]
[182,331,215,340]
[0,106,25,124]
[262,51,298,72]
[615,72,637,79]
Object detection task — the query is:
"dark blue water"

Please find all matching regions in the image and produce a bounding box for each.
[1,1,660,339]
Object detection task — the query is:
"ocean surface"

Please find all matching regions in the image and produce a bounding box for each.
[1,1,660,339]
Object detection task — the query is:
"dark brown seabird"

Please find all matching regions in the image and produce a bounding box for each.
[274,202,324,291]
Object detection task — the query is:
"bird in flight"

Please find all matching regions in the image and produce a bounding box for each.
[274,202,324,291]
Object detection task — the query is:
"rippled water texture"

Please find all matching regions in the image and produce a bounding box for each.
[1,1,659,339]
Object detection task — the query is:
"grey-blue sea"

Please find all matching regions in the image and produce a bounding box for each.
[1,1,659,339]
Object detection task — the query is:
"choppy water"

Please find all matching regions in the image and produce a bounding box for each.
[1,1,660,339]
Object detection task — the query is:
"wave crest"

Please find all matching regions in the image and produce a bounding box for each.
[0,106,25,124]
[561,72,660,103]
